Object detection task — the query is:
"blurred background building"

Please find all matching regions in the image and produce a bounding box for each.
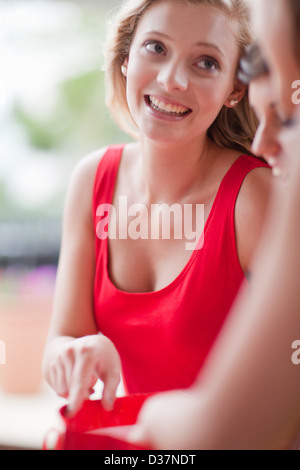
[0,0,128,449]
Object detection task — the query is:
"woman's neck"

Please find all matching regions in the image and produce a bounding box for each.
[138,134,216,204]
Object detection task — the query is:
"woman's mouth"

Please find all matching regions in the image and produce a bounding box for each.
[145,95,192,118]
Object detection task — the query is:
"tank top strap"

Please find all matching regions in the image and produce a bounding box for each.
[223,154,269,198]
[92,144,125,218]
[207,155,270,230]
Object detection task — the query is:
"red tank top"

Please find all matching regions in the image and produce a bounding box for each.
[93,144,269,394]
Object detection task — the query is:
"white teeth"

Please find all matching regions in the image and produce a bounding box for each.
[148,96,190,116]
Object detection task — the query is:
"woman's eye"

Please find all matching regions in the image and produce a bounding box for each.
[145,41,165,55]
[196,57,219,71]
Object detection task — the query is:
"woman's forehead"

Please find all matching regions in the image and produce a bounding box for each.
[132,0,238,53]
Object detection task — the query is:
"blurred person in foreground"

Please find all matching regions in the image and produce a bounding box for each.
[131,0,300,450]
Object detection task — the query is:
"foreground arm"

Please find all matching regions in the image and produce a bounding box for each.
[42,149,121,416]
[134,162,300,450]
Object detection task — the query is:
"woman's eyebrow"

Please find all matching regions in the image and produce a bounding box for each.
[142,30,170,38]
[195,42,225,58]
[143,31,225,57]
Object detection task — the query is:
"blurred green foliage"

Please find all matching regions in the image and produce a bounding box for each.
[13,69,128,153]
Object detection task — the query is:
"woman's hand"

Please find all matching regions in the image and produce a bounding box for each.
[47,334,121,416]
[130,389,202,450]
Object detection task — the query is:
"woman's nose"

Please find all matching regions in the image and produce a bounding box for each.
[156,61,188,92]
[252,122,281,159]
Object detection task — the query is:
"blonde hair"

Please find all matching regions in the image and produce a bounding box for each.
[104,0,258,154]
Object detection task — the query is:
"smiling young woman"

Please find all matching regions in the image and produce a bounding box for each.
[105,0,258,153]
[42,0,272,418]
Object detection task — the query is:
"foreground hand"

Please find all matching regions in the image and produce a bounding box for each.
[129,389,202,450]
[48,334,121,416]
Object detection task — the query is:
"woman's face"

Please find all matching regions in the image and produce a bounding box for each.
[253,0,300,177]
[253,0,300,121]
[123,0,244,144]
[249,75,284,176]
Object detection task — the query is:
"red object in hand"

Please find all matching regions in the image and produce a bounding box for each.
[47,394,151,450]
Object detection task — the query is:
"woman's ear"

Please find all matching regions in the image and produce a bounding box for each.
[224,81,247,108]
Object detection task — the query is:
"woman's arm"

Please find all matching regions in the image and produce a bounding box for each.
[42,148,121,415]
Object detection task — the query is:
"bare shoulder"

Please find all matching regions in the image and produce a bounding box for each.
[63,147,109,225]
[237,163,273,212]
[70,142,138,188]
[68,146,109,191]
[219,147,273,215]
[235,161,273,273]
